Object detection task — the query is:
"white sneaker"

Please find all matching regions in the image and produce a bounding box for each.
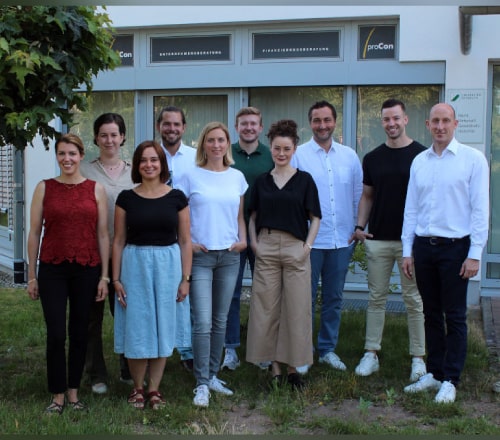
[91,382,108,394]
[257,361,271,370]
[319,352,347,371]
[221,348,240,371]
[193,384,210,407]
[434,380,456,403]
[208,376,234,396]
[404,373,442,393]
[355,352,379,376]
[296,364,311,375]
[410,357,427,382]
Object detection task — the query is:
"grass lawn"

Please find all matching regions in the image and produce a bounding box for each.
[0,286,499,435]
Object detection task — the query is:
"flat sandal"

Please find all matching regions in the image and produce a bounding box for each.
[128,388,145,409]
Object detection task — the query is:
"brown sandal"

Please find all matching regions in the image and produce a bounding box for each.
[147,390,166,410]
[128,388,145,409]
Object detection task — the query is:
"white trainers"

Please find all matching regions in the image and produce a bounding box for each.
[296,364,311,375]
[193,384,210,407]
[257,361,272,370]
[355,352,379,376]
[410,357,427,382]
[319,352,347,371]
[221,348,240,371]
[91,382,108,394]
[404,373,442,393]
[434,380,456,403]
[208,376,234,396]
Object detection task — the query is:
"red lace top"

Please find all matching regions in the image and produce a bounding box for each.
[39,178,101,266]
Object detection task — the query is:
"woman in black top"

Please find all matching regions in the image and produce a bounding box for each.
[246,119,321,390]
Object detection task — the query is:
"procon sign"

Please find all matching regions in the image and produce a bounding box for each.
[358,25,396,60]
[113,35,134,67]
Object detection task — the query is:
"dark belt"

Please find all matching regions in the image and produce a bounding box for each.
[416,235,470,245]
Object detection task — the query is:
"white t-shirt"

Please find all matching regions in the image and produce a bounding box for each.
[177,166,248,250]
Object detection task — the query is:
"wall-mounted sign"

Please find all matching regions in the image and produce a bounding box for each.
[150,35,231,63]
[358,25,396,60]
[446,89,485,144]
[253,31,340,60]
[113,35,134,67]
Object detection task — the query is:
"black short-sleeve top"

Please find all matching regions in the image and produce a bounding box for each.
[249,169,321,242]
[116,188,188,246]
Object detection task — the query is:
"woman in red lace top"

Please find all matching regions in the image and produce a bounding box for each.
[27,133,110,415]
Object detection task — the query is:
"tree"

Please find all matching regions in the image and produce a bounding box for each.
[0,5,121,151]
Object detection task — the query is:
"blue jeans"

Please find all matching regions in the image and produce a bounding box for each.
[310,246,353,357]
[413,236,470,385]
[225,244,255,349]
[190,250,240,386]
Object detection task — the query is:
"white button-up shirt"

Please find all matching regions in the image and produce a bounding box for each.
[292,138,363,249]
[402,138,489,260]
[161,142,197,187]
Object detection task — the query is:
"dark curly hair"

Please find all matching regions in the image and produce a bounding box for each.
[266,119,300,146]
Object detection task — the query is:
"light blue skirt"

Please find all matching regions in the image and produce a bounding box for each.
[114,244,191,359]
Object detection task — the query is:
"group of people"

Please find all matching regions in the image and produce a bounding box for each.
[26,98,489,414]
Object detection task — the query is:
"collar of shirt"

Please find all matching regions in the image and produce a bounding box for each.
[426,137,459,158]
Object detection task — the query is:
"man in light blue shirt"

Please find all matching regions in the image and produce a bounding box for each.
[401,103,489,403]
[157,105,197,372]
[293,100,363,373]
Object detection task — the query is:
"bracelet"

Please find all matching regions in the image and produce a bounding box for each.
[354,225,365,232]
[27,278,37,284]
[100,276,110,283]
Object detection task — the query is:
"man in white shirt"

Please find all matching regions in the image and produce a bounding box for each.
[401,103,489,403]
[293,100,363,373]
[157,105,197,372]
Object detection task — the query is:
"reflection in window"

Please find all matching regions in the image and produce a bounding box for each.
[70,92,135,162]
[250,87,344,146]
[356,86,440,159]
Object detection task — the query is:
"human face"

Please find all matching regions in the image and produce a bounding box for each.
[203,128,229,162]
[235,114,263,145]
[56,142,83,177]
[381,105,408,140]
[310,106,336,146]
[139,146,162,180]
[271,136,296,167]
[426,103,458,150]
[95,122,124,157]
[157,111,185,148]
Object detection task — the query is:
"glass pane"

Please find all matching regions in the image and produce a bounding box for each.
[70,92,135,162]
[249,87,344,146]
[356,85,440,159]
[488,65,500,254]
[153,96,228,148]
[487,262,500,279]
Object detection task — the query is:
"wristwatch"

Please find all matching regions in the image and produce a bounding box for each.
[354,225,364,232]
[183,274,192,282]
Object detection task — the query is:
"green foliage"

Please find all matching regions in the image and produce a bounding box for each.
[0,5,120,151]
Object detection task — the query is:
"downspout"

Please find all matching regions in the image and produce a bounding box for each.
[12,148,25,283]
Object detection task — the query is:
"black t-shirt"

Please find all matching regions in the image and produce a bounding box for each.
[249,169,321,242]
[362,141,426,240]
[116,188,188,246]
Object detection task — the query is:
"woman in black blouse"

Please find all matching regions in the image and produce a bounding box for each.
[246,119,321,390]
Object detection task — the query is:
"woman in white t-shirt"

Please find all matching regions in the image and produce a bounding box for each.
[177,122,248,408]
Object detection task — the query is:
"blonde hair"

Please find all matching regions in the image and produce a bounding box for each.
[195,121,234,167]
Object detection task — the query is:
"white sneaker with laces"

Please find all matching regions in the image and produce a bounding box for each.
[92,382,108,394]
[410,357,427,382]
[208,376,234,396]
[355,352,379,376]
[296,364,311,375]
[319,352,347,371]
[404,372,442,393]
[434,380,456,403]
[221,348,240,371]
[193,384,210,407]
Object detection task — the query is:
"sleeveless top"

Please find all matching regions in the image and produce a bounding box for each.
[39,178,101,266]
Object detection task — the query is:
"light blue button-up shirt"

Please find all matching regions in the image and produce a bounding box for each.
[292,138,363,249]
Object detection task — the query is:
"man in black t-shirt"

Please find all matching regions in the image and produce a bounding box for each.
[349,99,427,381]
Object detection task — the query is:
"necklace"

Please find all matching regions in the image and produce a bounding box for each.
[99,158,123,171]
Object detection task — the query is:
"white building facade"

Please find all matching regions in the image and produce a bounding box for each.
[2,5,500,303]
